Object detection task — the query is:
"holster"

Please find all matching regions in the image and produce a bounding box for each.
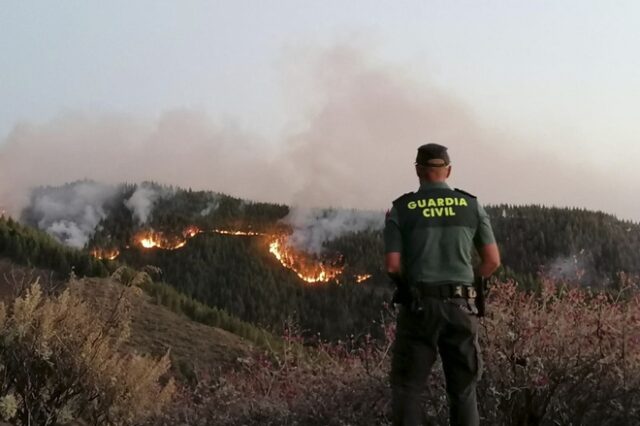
[391,286,411,306]
[390,274,424,314]
[474,276,488,317]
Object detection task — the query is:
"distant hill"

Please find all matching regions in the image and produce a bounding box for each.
[487,204,640,286]
[9,180,640,339]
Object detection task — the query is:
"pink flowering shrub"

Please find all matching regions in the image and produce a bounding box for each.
[479,278,640,425]
[154,278,640,425]
[154,319,396,425]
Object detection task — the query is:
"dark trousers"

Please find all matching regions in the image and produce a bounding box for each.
[390,298,482,426]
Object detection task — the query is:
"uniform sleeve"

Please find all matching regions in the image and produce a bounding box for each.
[474,203,496,247]
[384,206,403,253]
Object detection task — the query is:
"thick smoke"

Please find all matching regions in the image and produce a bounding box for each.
[285,207,384,253]
[23,181,118,248]
[0,110,283,217]
[1,43,638,225]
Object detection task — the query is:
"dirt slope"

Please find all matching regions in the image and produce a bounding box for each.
[0,257,253,378]
[76,277,253,376]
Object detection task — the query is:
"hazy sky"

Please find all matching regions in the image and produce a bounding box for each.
[1,1,639,220]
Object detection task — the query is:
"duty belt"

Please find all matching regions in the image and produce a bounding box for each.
[415,283,477,299]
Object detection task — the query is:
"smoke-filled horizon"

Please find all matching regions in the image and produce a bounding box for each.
[1,45,638,222]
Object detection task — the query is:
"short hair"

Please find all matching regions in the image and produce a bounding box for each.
[416,163,450,179]
[416,143,450,166]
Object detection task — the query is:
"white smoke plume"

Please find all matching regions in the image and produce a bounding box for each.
[285,207,384,253]
[23,181,118,248]
[544,250,602,285]
[200,197,220,217]
[124,183,171,224]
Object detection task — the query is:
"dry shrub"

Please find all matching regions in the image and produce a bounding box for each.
[479,278,640,425]
[159,279,640,426]
[155,318,396,426]
[0,277,175,426]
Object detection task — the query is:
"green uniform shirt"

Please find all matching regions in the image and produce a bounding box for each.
[384,181,495,285]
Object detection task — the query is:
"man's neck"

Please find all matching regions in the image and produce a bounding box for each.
[418,179,450,191]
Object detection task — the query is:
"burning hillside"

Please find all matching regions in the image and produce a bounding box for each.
[137,231,188,250]
[268,237,343,283]
[90,247,120,261]
[91,225,368,284]
[20,182,382,285]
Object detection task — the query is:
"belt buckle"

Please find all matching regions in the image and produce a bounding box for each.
[453,285,463,298]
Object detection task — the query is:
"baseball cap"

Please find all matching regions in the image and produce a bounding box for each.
[415,143,450,167]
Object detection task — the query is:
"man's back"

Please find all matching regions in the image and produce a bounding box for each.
[385,181,495,286]
[385,143,500,426]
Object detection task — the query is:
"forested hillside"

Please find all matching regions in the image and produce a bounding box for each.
[0,215,109,278]
[12,181,640,339]
[118,231,385,338]
[487,204,640,284]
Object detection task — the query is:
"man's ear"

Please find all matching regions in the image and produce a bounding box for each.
[446,166,452,178]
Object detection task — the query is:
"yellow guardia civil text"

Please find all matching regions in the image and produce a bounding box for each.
[407,197,468,218]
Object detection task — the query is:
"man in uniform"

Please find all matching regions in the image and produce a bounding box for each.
[384,143,500,426]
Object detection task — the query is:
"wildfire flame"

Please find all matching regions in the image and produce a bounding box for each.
[184,226,202,238]
[213,229,264,236]
[268,237,342,284]
[356,274,372,283]
[132,227,265,251]
[90,248,120,261]
[136,230,189,250]
[91,225,370,285]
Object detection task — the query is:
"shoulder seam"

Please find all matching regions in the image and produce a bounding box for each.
[454,188,477,199]
[392,192,414,204]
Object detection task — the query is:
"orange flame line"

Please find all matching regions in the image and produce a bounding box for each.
[268,238,342,283]
[90,248,120,261]
[91,225,370,285]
